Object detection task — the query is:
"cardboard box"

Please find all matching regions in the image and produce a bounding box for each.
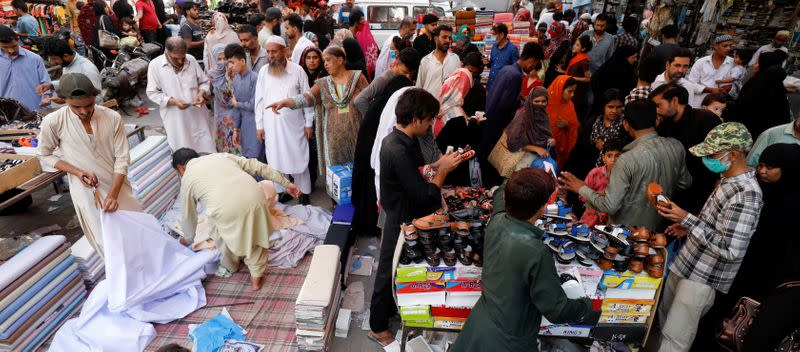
[396,281,447,307]
[433,317,466,329]
[444,280,482,292]
[399,305,431,321]
[0,154,42,194]
[396,281,446,294]
[539,320,593,338]
[602,299,655,314]
[404,318,435,328]
[599,312,651,324]
[454,266,482,280]
[325,163,352,204]
[445,291,481,308]
[591,323,648,342]
[427,267,456,281]
[600,271,663,290]
[397,292,446,307]
[396,267,429,283]
[431,306,471,319]
[605,288,657,300]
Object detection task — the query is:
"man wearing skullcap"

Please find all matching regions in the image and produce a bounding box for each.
[748,30,792,67]
[684,34,735,108]
[253,35,315,204]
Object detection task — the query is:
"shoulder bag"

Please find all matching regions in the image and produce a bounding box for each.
[98,16,120,49]
[717,281,800,352]
[487,131,525,178]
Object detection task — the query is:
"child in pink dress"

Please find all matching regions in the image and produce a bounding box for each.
[579,141,623,226]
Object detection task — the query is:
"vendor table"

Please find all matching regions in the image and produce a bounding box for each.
[390,224,667,351]
[0,126,146,212]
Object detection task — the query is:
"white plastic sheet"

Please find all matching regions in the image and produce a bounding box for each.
[49,210,216,352]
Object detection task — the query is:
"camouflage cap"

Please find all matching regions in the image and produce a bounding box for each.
[689,122,753,157]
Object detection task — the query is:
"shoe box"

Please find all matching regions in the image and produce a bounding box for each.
[600,270,663,290]
[395,281,447,307]
[433,317,467,329]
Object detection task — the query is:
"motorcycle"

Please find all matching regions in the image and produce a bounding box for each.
[94,43,162,113]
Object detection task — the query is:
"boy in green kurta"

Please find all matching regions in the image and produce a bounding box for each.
[453,168,596,351]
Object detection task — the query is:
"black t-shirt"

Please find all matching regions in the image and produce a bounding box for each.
[413,34,435,58]
[657,107,722,213]
[379,128,442,237]
[180,20,205,60]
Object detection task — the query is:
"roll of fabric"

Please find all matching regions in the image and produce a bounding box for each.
[0,235,66,292]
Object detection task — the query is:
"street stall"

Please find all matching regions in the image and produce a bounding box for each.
[390,186,668,351]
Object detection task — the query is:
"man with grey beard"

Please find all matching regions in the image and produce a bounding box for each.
[254,36,314,204]
[146,37,215,153]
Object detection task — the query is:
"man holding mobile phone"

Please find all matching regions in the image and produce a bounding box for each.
[558,99,691,231]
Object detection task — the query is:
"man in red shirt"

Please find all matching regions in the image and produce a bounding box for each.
[135,0,161,43]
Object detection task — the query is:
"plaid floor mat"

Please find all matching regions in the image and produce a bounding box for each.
[145,255,312,351]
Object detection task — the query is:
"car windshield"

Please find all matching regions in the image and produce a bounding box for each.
[367,6,408,30]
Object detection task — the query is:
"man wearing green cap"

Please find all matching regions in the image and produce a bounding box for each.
[38,73,143,257]
[655,122,763,352]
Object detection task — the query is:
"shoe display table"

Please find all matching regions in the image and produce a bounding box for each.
[390,213,669,350]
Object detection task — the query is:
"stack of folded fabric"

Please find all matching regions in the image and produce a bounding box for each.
[295,245,342,351]
[128,135,180,220]
[512,21,530,35]
[493,12,513,27]
[70,236,104,288]
[474,10,493,40]
[454,10,475,29]
[0,235,86,352]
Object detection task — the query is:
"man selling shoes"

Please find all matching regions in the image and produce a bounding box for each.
[172,148,301,291]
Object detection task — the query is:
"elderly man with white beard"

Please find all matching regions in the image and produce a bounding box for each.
[254,36,314,204]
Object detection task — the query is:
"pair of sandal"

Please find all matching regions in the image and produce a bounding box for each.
[368,331,396,347]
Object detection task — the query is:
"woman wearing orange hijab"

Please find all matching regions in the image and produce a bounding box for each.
[547,75,579,167]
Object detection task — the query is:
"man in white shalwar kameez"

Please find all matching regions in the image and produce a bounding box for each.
[38,73,142,256]
[255,36,314,204]
[146,37,216,154]
[284,14,315,64]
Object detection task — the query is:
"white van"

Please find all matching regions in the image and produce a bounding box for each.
[328,0,448,45]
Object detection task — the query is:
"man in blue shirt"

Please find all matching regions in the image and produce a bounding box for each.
[486,23,519,92]
[0,25,52,111]
[12,0,39,38]
[337,0,362,28]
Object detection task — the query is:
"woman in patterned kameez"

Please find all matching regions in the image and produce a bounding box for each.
[265,45,368,173]
[208,44,241,155]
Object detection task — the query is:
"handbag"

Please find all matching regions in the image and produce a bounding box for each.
[717,296,760,352]
[97,16,120,49]
[717,281,800,352]
[488,132,525,178]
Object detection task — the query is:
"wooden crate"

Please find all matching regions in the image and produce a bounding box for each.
[0,154,43,194]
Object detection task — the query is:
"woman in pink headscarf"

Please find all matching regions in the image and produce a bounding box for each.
[348,8,378,80]
[434,68,482,186]
[514,7,535,36]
